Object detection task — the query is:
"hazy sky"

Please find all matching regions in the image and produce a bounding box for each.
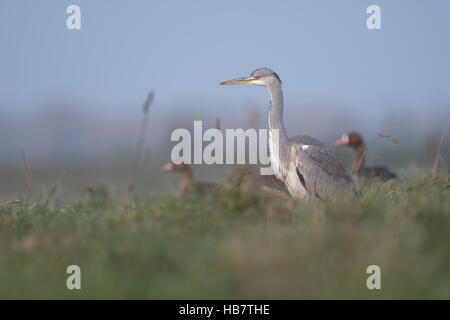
[1,0,450,115]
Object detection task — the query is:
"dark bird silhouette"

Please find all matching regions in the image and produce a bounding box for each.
[161,161,217,195]
[336,132,397,181]
[228,166,289,197]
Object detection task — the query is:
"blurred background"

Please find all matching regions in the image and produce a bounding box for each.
[0,0,449,199]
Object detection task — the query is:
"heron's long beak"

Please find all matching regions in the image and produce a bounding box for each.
[220,77,254,85]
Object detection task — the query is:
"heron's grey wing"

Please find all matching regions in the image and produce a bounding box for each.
[290,136,356,198]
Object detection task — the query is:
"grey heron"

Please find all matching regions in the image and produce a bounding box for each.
[336,132,397,181]
[220,67,357,199]
[161,161,217,196]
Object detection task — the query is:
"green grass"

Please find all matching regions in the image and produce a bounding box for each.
[0,174,449,299]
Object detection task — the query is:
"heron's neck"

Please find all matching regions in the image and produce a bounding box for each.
[267,83,288,145]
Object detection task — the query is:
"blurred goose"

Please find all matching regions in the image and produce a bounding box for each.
[336,132,397,181]
[161,161,217,195]
[228,166,289,197]
[221,68,357,199]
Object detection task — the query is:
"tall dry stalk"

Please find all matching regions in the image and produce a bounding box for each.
[431,117,450,179]
[128,91,155,193]
[216,117,221,131]
[21,148,32,192]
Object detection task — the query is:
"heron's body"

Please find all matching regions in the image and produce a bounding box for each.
[268,133,308,198]
[271,134,356,199]
[221,68,357,199]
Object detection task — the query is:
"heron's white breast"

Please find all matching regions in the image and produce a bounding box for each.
[268,132,308,199]
[268,130,282,178]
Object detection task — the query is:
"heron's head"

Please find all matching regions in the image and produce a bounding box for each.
[336,132,364,148]
[220,68,281,87]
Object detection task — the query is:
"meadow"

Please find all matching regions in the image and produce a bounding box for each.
[0,173,449,299]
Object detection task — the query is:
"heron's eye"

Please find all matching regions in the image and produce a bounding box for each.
[253,75,260,79]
